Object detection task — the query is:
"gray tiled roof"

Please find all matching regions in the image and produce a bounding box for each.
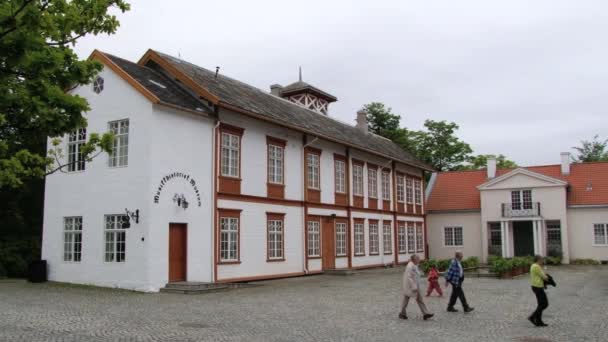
[104,53,212,114]
[148,50,432,170]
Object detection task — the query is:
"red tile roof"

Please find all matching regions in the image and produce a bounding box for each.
[426,162,608,211]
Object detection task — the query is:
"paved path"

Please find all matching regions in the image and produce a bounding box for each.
[1,265,607,342]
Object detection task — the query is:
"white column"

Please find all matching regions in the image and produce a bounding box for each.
[505,222,511,258]
[538,221,544,256]
[501,221,507,258]
[532,220,539,255]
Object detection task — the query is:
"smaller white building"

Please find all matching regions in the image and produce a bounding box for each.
[425,155,608,263]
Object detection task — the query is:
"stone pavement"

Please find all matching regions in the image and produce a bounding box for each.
[1,265,607,342]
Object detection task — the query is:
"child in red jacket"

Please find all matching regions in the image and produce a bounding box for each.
[426,265,443,297]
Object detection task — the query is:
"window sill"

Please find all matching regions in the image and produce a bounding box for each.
[336,255,348,258]
[384,252,393,255]
[354,253,366,257]
[266,258,286,262]
[307,256,321,259]
[444,245,464,248]
[591,244,608,247]
[219,175,242,181]
[218,260,241,265]
[369,252,380,256]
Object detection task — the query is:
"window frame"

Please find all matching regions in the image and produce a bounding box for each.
[593,223,608,246]
[416,222,424,253]
[354,220,365,256]
[104,214,128,263]
[369,220,379,255]
[352,162,364,197]
[444,226,464,247]
[266,212,285,262]
[381,170,391,201]
[511,189,533,210]
[67,128,87,172]
[414,179,422,205]
[218,209,241,264]
[398,222,407,253]
[396,174,405,203]
[407,222,416,253]
[307,220,321,257]
[335,221,348,257]
[382,221,392,255]
[367,166,378,199]
[108,119,129,168]
[306,150,321,190]
[334,158,346,194]
[221,132,241,178]
[63,216,83,262]
[405,177,414,204]
[266,138,285,185]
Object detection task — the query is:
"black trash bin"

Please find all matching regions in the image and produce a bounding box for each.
[28,260,47,283]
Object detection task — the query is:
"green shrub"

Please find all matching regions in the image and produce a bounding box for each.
[419,259,434,274]
[571,258,601,265]
[490,258,513,275]
[0,238,41,277]
[0,262,6,277]
[487,255,501,266]
[437,259,451,272]
[545,256,562,265]
[462,256,479,269]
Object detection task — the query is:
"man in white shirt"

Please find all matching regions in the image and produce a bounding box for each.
[399,254,434,320]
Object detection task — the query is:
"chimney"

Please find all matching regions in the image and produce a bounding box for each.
[356,109,368,133]
[487,155,497,179]
[270,84,283,97]
[561,152,571,175]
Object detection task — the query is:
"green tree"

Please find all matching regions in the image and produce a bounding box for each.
[362,102,415,152]
[458,154,518,170]
[572,135,608,162]
[411,120,473,171]
[0,0,130,189]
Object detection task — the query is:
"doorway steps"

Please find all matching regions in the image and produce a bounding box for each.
[160,281,258,294]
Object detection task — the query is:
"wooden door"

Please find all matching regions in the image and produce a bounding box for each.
[168,223,187,282]
[322,217,335,270]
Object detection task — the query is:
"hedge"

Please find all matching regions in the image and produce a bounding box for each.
[0,238,41,278]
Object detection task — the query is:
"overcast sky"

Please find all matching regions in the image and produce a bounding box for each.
[74,0,608,166]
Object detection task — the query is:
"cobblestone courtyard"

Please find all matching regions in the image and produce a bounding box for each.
[1,265,606,342]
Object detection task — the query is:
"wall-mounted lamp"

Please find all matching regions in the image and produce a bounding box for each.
[125,208,140,224]
[173,193,189,210]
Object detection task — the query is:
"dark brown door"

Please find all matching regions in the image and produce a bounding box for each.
[322,217,335,270]
[168,223,187,282]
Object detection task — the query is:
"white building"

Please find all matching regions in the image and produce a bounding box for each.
[425,156,608,263]
[41,49,432,292]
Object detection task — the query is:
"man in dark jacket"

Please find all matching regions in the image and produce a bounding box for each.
[445,251,474,313]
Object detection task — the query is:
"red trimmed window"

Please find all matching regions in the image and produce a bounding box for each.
[382,221,392,254]
[218,209,241,263]
[353,163,364,196]
[267,213,285,261]
[369,220,379,255]
[381,170,391,200]
[368,166,378,199]
[354,220,365,256]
